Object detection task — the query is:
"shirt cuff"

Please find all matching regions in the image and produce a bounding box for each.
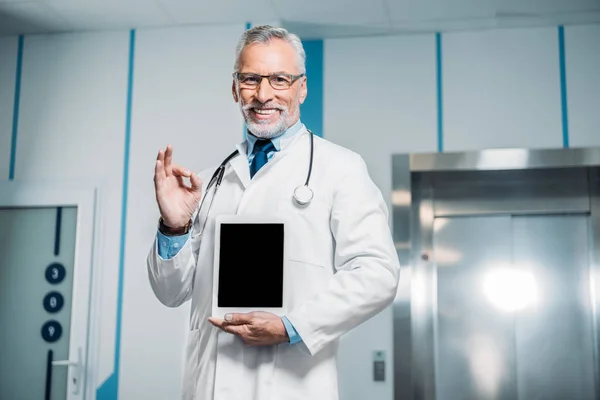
[156,230,190,259]
[282,316,303,344]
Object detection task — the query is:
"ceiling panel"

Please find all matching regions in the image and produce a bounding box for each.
[283,20,395,40]
[494,0,600,16]
[0,0,599,37]
[46,0,172,30]
[0,1,71,34]
[273,0,390,26]
[387,0,495,22]
[493,10,600,26]
[156,0,277,24]
[389,18,499,33]
[0,0,37,3]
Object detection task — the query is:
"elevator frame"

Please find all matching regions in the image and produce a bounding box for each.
[392,147,600,400]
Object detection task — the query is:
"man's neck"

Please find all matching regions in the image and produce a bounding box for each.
[246,119,304,154]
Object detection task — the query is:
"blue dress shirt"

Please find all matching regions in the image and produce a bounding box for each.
[157,120,305,344]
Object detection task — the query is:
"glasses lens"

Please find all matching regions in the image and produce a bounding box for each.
[237,73,260,88]
[269,75,292,89]
[235,73,297,89]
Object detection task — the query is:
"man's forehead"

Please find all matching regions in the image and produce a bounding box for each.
[238,40,299,72]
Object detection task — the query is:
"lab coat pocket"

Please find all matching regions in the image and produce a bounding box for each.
[273,341,338,400]
[276,198,333,269]
[286,259,330,311]
[181,328,201,400]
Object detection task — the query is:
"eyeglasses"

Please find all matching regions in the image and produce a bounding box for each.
[233,72,305,90]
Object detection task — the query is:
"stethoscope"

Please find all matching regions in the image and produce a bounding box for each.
[194,129,314,236]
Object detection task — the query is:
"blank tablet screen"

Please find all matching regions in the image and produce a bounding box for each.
[218,223,284,308]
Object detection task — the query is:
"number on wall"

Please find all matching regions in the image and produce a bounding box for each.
[43,291,64,313]
[45,263,66,284]
[41,320,63,343]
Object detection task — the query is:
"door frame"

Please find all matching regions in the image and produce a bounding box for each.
[392,147,600,400]
[0,181,98,400]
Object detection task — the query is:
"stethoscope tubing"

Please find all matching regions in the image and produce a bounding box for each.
[196,129,314,236]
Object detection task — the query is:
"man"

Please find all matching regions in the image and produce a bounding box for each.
[147,25,400,400]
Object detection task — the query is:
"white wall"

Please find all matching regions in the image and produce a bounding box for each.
[11,30,130,394]
[325,33,438,400]
[120,23,244,399]
[0,36,18,180]
[0,21,598,400]
[443,27,563,150]
[324,23,600,400]
[0,24,246,400]
[565,24,600,148]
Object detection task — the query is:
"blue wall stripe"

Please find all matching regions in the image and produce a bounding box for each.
[9,35,24,180]
[302,40,323,138]
[243,22,251,138]
[97,29,136,400]
[436,33,443,153]
[558,25,569,148]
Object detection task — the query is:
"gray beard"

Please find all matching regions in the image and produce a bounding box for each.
[240,101,300,139]
[245,116,289,139]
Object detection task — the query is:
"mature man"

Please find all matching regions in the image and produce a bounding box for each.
[147,25,400,400]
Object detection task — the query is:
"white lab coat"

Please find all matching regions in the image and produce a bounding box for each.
[147,127,400,400]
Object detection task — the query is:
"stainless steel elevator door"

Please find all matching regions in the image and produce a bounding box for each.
[434,214,595,400]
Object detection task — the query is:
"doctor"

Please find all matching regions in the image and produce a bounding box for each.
[147,25,400,400]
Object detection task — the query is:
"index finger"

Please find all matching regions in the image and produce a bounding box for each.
[155,149,166,181]
[154,159,166,183]
[164,145,173,175]
[208,317,225,329]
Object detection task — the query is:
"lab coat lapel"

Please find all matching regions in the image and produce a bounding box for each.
[251,127,308,179]
[229,142,250,189]
[228,128,307,187]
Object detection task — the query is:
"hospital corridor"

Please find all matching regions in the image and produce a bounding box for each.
[1,0,599,399]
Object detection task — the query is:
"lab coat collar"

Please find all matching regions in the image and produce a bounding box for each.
[245,119,304,155]
[231,142,251,189]
[231,124,308,189]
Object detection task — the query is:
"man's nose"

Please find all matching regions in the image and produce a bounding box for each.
[256,77,275,103]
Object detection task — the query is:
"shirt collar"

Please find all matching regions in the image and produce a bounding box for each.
[246,119,304,155]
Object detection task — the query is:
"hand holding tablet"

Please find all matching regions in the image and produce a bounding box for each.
[211,215,289,319]
[208,311,289,345]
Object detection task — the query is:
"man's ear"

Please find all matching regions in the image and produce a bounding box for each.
[232,80,239,103]
[299,77,308,105]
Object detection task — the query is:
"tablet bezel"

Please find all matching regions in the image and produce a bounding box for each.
[212,214,289,319]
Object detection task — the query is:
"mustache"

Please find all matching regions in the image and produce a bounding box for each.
[242,102,286,112]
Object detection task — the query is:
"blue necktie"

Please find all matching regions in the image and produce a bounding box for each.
[250,139,275,178]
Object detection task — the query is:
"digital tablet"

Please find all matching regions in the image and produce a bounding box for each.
[212,215,288,319]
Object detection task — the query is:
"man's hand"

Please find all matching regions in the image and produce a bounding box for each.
[154,145,203,228]
[208,311,289,346]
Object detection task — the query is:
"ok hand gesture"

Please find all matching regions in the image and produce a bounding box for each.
[154,145,202,228]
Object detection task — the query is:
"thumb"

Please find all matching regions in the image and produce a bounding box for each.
[190,172,202,193]
[224,313,253,325]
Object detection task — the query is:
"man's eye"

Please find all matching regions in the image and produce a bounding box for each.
[243,76,260,84]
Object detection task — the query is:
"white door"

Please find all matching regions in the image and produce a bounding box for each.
[0,182,96,400]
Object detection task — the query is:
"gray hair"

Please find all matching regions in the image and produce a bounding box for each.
[233,25,306,74]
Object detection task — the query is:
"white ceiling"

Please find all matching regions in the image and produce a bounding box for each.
[0,0,599,38]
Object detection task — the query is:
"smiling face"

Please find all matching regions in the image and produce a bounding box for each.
[232,38,307,138]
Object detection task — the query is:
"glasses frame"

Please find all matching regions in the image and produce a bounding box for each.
[232,72,305,90]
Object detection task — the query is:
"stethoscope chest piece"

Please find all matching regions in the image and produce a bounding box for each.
[293,185,314,206]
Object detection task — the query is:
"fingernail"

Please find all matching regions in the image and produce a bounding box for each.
[184,170,191,176]
[225,314,232,322]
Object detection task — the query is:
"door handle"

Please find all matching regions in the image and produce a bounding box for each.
[52,347,82,395]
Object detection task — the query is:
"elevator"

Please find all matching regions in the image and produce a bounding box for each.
[392,148,600,400]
